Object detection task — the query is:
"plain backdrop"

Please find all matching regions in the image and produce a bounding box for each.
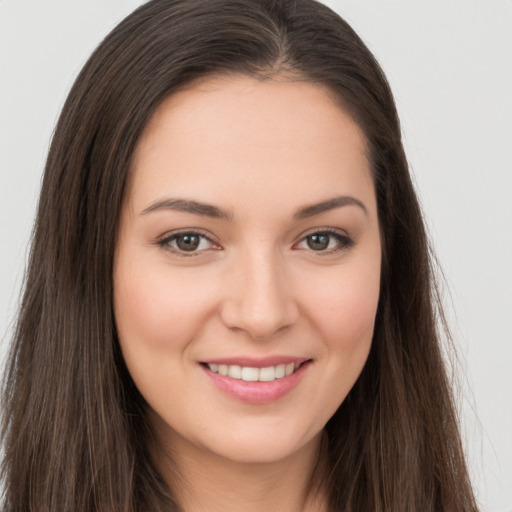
[0,1,511,510]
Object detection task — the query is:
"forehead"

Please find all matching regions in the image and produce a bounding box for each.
[128,75,374,216]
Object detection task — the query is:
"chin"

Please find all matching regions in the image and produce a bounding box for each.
[196,421,323,466]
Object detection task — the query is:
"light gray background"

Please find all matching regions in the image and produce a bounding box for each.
[1,1,511,510]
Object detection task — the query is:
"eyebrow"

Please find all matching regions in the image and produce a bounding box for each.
[140,198,232,220]
[140,195,367,220]
[293,196,367,219]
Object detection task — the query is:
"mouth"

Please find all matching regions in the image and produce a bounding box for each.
[199,357,312,403]
[201,361,307,382]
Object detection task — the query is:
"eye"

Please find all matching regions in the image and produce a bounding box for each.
[295,230,354,253]
[156,231,219,255]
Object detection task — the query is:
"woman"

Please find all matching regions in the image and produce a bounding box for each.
[1,0,479,510]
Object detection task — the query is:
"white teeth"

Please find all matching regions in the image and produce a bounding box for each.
[259,366,276,382]
[206,362,303,382]
[241,367,259,381]
[275,364,286,378]
[228,365,242,379]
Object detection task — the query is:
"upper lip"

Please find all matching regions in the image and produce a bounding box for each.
[200,356,311,368]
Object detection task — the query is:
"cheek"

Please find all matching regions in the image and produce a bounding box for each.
[115,258,212,342]
[297,257,381,405]
[304,263,380,346]
[113,257,221,413]
[284,260,380,433]
[112,256,219,387]
[333,279,378,341]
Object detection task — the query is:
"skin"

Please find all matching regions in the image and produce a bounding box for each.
[114,75,382,511]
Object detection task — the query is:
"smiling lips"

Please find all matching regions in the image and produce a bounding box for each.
[206,362,299,382]
[201,357,311,403]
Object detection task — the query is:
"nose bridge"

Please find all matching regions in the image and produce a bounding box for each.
[220,244,297,339]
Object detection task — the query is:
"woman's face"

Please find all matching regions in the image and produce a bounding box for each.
[114,75,381,465]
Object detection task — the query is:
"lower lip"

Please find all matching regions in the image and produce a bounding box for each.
[201,362,311,404]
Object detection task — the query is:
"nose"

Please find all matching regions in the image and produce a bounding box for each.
[219,249,298,340]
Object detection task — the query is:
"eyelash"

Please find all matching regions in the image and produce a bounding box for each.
[155,228,355,257]
[155,229,220,257]
[295,229,355,254]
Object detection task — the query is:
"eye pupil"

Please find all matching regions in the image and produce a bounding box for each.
[307,233,330,251]
[176,234,200,251]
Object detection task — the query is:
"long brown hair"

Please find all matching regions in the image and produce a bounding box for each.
[1,1,478,510]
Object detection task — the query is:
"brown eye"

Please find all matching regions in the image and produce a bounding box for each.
[176,234,201,251]
[306,233,330,251]
[157,231,217,255]
[295,230,355,254]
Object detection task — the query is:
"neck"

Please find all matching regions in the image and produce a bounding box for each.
[153,428,328,512]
